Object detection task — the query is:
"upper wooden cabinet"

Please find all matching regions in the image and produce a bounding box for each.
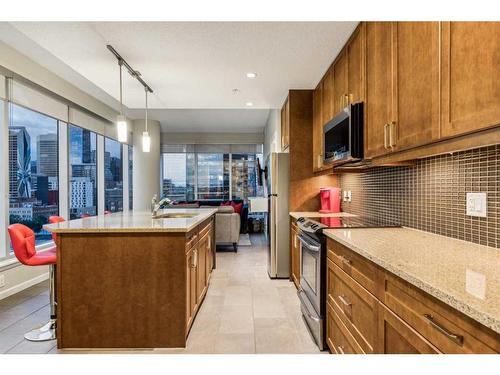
[365,22,441,158]
[392,22,441,151]
[365,22,394,159]
[281,98,290,150]
[312,83,326,172]
[322,68,334,124]
[333,50,347,114]
[441,22,500,138]
[346,25,365,105]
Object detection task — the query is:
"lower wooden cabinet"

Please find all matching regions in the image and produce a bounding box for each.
[185,219,214,335]
[377,303,440,354]
[290,220,300,288]
[326,237,500,354]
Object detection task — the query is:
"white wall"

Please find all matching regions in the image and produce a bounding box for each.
[263,109,281,160]
[160,132,264,145]
[133,119,161,211]
[0,264,48,300]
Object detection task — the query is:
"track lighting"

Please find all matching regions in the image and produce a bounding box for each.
[142,87,151,153]
[116,60,127,143]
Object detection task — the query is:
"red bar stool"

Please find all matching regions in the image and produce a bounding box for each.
[104,210,112,215]
[7,224,57,341]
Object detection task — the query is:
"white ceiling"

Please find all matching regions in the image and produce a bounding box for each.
[1,21,358,132]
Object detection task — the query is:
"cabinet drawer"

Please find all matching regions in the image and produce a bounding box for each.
[199,220,212,239]
[377,303,440,354]
[327,302,364,354]
[328,259,378,353]
[327,238,381,296]
[383,272,499,353]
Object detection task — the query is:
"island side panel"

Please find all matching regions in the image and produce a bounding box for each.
[57,232,187,349]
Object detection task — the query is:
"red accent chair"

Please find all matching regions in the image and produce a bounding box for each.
[7,224,57,341]
[49,216,65,243]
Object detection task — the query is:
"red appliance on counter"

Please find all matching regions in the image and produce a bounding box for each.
[319,187,341,213]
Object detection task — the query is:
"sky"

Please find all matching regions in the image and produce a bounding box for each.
[11,103,58,161]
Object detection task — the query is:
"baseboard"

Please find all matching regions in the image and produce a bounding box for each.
[0,272,49,301]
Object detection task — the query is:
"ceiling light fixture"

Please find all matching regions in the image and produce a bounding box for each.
[246,72,257,79]
[142,87,151,153]
[107,45,154,144]
[246,102,254,107]
[116,60,127,143]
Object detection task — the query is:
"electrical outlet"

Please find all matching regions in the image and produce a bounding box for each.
[0,275,5,288]
[347,190,352,203]
[466,192,487,218]
[343,190,348,202]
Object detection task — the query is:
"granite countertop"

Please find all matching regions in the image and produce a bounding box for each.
[323,227,500,334]
[289,211,356,220]
[43,208,218,233]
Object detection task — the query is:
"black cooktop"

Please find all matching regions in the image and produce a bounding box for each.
[297,215,400,234]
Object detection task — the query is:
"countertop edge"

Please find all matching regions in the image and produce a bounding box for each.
[323,229,500,335]
[43,210,216,234]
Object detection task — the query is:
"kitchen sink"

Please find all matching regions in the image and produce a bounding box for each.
[152,213,198,219]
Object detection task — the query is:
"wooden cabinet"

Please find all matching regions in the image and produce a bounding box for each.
[392,22,440,151]
[346,24,365,105]
[322,69,334,124]
[281,98,290,150]
[441,22,500,138]
[377,303,440,354]
[326,237,499,354]
[364,22,394,159]
[312,83,326,172]
[333,51,347,114]
[290,219,300,288]
[185,220,214,336]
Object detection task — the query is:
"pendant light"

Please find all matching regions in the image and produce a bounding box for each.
[142,87,151,152]
[116,59,128,143]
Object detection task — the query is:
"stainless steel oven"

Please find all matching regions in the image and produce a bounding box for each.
[296,227,326,351]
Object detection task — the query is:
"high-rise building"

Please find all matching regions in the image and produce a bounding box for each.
[70,177,94,209]
[37,133,58,177]
[9,126,31,198]
[82,130,91,163]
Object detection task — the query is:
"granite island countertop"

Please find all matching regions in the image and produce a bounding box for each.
[323,227,500,334]
[43,208,218,233]
[289,211,356,220]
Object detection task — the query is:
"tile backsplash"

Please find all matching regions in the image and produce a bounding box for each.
[340,145,500,248]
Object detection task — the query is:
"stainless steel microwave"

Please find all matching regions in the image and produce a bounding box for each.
[323,102,364,166]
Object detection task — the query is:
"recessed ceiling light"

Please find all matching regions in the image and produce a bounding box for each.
[246,72,257,79]
[246,102,254,107]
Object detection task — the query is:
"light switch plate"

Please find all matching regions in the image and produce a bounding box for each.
[466,192,487,218]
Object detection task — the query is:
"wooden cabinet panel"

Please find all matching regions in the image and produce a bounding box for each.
[328,260,378,353]
[393,22,440,151]
[196,233,208,303]
[327,238,380,297]
[365,22,394,158]
[441,22,500,137]
[327,302,364,354]
[383,271,499,353]
[290,221,300,288]
[377,303,440,354]
[347,24,365,105]
[312,84,324,172]
[281,98,290,150]
[322,69,334,124]
[333,51,347,114]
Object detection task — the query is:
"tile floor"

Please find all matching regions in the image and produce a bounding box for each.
[0,234,321,354]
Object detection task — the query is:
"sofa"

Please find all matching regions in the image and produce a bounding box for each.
[174,199,249,233]
[214,206,240,252]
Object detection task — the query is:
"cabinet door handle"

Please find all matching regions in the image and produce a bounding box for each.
[340,255,352,265]
[338,295,352,308]
[384,123,390,149]
[337,345,345,354]
[423,314,463,346]
[317,155,322,168]
[191,249,198,268]
[338,294,353,319]
[390,121,396,148]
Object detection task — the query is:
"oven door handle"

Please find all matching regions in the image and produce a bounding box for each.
[297,288,321,322]
[298,234,321,252]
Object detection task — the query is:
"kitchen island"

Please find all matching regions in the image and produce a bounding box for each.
[44,208,217,349]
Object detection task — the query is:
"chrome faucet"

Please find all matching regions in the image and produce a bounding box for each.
[151,194,161,217]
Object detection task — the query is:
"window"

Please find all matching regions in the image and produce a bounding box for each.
[231,153,261,201]
[161,153,195,201]
[197,153,230,200]
[104,138,123,213]
[8,104,59,246]
[128,146,133,210]
[69,125,97,219]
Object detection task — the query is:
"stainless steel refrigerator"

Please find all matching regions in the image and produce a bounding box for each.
[265,152,290,278]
